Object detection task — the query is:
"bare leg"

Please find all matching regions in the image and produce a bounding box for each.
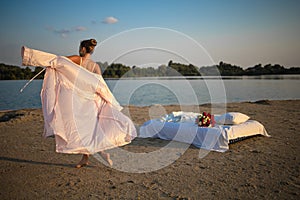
[100,151,113,166]
[75,154,89,168]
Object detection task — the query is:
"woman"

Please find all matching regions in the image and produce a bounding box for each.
[67,39,101,75]
[21,39,136,169]
[67,39,111,168]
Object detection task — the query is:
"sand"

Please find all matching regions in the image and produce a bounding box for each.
[0,100,299,199]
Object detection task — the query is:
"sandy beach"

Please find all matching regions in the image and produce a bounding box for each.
[0,100,299,199]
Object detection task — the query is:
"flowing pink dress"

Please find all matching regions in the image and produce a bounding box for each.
[22,46,137,154]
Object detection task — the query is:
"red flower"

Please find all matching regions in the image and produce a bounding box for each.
[196,112,215,127]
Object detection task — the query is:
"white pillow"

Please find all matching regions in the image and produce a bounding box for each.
[215,112,250,125]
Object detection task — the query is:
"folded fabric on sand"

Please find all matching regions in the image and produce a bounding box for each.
[139,112,270,152]
[22,46,137,154]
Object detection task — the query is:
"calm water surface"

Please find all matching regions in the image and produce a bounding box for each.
[0,75,299,110]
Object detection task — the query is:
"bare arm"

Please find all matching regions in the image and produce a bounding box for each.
[94,64,102,75]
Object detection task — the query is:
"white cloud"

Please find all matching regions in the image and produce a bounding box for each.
[102,16,119,24]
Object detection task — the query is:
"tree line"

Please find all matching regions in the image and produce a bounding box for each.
[1,61,299,80]
[101,60,300,78]
[0,63,44,80]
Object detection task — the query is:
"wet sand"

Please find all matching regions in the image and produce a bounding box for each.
[0,100,299,199]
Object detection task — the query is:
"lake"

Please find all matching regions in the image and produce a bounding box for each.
[0,75,299,111]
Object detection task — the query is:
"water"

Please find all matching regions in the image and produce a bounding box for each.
[0,75,299,110]
[0,80,43,111]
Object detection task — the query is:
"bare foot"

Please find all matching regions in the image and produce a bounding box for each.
[75,154,89,168]
[125,134,131,142]
[100,151,113,166]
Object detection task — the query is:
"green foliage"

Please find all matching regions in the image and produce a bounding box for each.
[33,67,45,79]
[0,63,45,80]
[217,61,244,76]
[200,61,300,76]
[102,63,131,78]
[245,63,286,75]
[168,61,201,76]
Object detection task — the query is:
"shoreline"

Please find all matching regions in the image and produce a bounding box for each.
[0,99,299,199]
[1,98,299,112]
[1,73,300,81]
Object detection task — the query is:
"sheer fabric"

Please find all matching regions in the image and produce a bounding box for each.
[81,58,99,74]
[22,46,136,154]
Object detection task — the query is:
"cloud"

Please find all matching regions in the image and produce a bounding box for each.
[102,16,119,24]
[54,29,71,34]
[47,26,87,38]
[74,26,86,31]
[54,29,71,38]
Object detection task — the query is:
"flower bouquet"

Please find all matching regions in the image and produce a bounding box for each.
[196,112,215,127]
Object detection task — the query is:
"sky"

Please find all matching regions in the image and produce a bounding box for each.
[0,0,299,68]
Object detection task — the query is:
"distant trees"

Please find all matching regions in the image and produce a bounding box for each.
[33,67,45,79]
[101,63,131,78]
[245,63,286,75]
[0,63,44,80]
[168,60,201,76]
[199,62,244,76]
[199,61,300,76]
[1,61,300,80]
[217,61,244,76]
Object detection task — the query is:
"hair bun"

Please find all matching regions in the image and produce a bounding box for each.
[90,39,97,46]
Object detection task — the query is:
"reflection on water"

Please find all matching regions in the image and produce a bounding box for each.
[0,75,299,110]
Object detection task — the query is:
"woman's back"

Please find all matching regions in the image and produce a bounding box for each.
[67,55,101,75]
[81,58,101,75]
